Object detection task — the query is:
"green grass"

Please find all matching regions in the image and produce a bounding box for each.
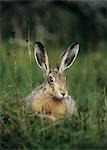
[0,42,107,149]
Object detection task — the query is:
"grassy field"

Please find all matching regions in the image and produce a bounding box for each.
[0,42,107,149]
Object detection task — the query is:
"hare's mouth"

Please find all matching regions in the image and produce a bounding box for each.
[52,96,64,101]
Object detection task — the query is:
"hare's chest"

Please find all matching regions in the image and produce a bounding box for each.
[32,97,66,117]
[43,99,66,117]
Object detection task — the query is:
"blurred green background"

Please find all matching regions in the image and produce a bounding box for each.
[0,1,107,149]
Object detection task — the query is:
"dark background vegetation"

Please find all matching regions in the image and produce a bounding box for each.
[0,0,107,149]
[1,0,107,49]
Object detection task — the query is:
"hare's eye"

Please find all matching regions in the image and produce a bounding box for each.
[48,76,54,83]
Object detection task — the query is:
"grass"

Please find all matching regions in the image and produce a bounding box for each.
[0,42,107,149]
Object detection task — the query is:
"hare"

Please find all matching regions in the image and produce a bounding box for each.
[26,42,80,121]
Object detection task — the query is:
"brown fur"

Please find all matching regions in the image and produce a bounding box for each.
[31,89,67,118]
[26,42,79,120]
[28,75,75,120]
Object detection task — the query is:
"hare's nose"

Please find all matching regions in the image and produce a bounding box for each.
[61,92,66,97]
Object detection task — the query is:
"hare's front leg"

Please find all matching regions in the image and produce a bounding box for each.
[65,96,76,115]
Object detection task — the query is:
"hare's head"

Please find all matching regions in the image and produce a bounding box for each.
[34,42,79,100]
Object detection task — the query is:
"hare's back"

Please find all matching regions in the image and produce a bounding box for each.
[25,85,43,104]
[26,89,36,102]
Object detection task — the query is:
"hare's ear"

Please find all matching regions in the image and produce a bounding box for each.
[34,42,50,76]
[58,42,79,73]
